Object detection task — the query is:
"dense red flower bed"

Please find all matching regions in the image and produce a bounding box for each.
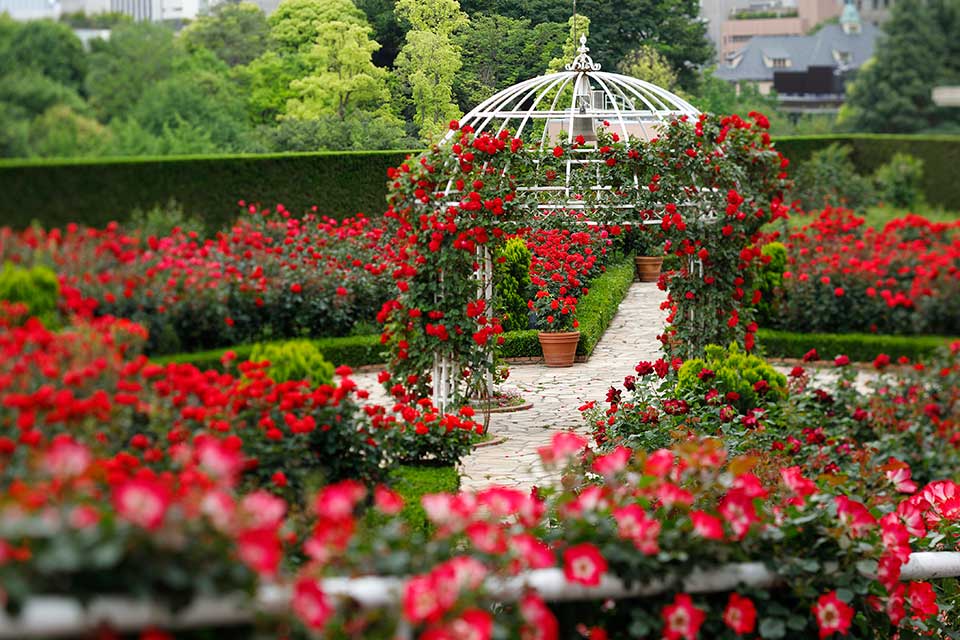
[0,207,403,354]
[764,208,960,335]
[526,224,610,331]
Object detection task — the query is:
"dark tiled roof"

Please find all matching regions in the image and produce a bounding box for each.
[715,22,880,82]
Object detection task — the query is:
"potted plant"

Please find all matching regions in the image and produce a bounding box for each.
[632,225,665,282]
[529,281,580,367]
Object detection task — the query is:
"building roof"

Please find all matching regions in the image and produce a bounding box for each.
[715,21,879,82]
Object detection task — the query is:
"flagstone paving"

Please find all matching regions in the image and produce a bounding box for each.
[353,282,669,492]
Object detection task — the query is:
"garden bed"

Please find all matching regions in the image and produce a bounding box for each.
[155,256,637,370]
[758,328,959,362]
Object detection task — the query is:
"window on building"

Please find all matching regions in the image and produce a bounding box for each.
[771,57,789,68]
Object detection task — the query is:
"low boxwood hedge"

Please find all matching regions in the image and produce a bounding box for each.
[154,257,637,369]
[759,328,958,362]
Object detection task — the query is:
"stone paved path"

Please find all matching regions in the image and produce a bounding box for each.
[353,282,668,491]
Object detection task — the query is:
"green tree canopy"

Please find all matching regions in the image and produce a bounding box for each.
[1,18,87,90]
[123,61,250,153]
[85,22,180,121]
[285,19,389,119]
[618,45,678,90]
[269,0,367,53]
[845,0,960,133]
[454,13,531,108]
[28,104,111,157]
[236,50,306,124]
[394,0,466,141]
[181,2,270,67]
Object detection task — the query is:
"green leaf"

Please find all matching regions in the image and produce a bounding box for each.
[759,617,787,639]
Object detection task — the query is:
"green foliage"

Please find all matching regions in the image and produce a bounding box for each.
[2,18,86,90]
[284,18,391,121]
[757,328,958,362]
[616,45,677,91]
[181,2,269,67]
[0,262,59,325]
[249,340,335,385]
[755,242,786,327]
[494,237,531,332]
[873,152,925,208]
[845,0,960,133]
[126,199,208,238]
[677,343,787,413]
[269,0,367,53]
[776,134,960,209]
[116,60,251,155]
[389,464,459,536]
[85,22,180,122]
[0,149,412,231]
[792,143,876,210]
[257,111,413,151]
[394,0,466,141]
[453,12,548,109]
[27,104,110,158]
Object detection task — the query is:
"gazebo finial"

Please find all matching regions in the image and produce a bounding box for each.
[565,34,601,72]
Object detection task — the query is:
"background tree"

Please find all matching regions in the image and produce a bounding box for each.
[618,45,678,90]
[546,14,590,73]
[285,19,389,119]
[114,50,250,154]
[85,22,179,121]
[394,0,467,141]
[28,105,111,157]
[454,13,530,108]
[4,19,86,90]
[268,0,367,53]
[845,0,960,133]
[181,2,269,67]
[356,0,404,67]
[236,51,306,125]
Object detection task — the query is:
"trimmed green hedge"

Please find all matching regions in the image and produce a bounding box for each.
[153,333,384,371]
[776,134,960,209]
[154,257,637,369]
[759,328,958,362]
[0,150,413,230]
[574,258,636,356]
[4,135,958,231]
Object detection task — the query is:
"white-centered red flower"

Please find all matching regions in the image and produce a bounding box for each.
[661,593,706,640]
[812,591,854,638]
[562,543,608,586]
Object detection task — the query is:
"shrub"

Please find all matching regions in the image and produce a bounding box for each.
[754,241,786,326]
[677,342,787,413]
[873,152,924,209]
[792,144,875,210]
[125,198,208,238]
[249,339,334,386]
[494,237,532,332]
[758,328,957,362]
[0,261,59,326]
[767,209,960,336]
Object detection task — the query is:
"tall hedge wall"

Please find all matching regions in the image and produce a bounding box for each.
[775,134,960,209]
[0,150,412,230]
[1,135,958,231]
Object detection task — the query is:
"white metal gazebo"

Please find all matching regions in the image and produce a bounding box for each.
[431,36,701,411]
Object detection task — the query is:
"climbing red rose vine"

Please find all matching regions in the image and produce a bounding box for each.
[379,113,791,405]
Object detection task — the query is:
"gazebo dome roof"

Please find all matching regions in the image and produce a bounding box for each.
[444,35,700,150]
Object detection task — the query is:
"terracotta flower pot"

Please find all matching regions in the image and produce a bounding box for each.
[635,256,663,282]
[538,331,580,367]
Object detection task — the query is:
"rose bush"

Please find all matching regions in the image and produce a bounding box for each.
[761,208,960,336]
[0,207,402,355]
